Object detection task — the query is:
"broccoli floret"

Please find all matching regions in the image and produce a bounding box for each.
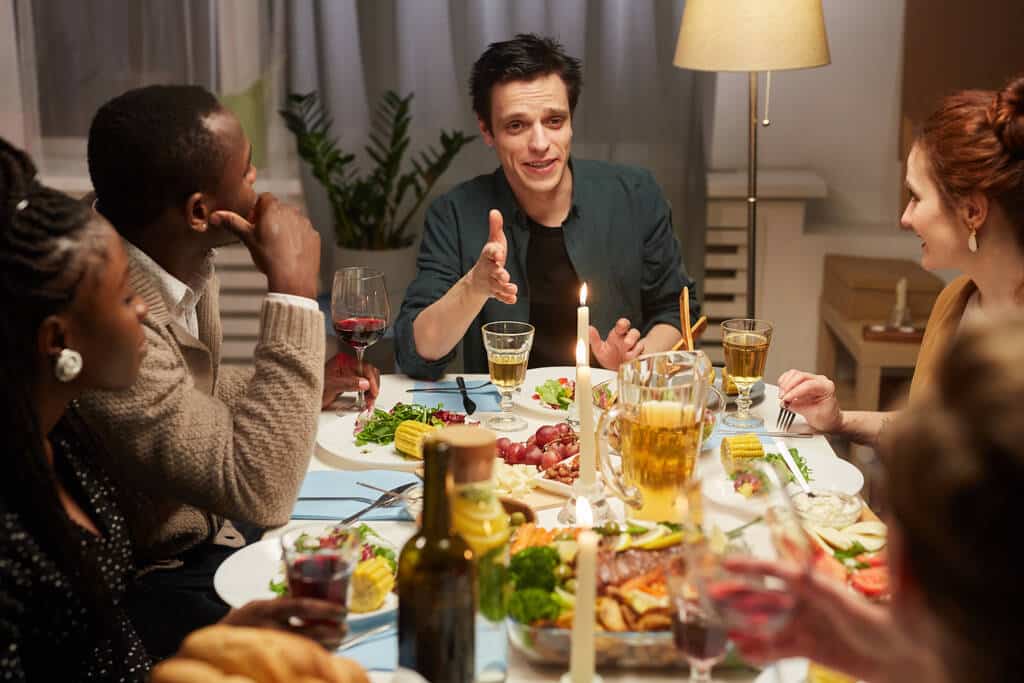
[509,546,560,592]
[508,588,561,624]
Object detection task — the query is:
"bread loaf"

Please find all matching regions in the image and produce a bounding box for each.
[150,626,370,683]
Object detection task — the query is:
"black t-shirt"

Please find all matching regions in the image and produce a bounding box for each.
[526,219,581,368]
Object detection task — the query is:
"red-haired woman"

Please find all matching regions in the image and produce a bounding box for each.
[777,75,1024,446]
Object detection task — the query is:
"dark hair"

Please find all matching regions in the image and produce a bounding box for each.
[469,33,583,131]
[0,137,115,631]
[885,316,1024,682]
[917,75,1024,242]
[87,84,227,233]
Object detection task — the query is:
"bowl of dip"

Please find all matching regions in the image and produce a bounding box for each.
[791,490,862,529]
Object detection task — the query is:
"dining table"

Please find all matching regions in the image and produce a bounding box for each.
[286,371,869,683]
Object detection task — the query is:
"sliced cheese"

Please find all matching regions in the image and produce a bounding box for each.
[849,533,886,552]
[815,525,855,551]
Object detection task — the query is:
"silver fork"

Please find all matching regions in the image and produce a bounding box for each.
[776,403,797,432]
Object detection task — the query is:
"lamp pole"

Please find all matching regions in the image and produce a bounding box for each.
[746,71,758,319]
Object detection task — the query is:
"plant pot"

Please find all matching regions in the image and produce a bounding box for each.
[333,243,419,318]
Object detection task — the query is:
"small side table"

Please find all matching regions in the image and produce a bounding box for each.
[817,302,922,411]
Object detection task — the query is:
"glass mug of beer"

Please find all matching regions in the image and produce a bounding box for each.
[596,351,709,523]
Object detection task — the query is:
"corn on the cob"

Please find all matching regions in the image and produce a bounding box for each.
[720,433,764,475]
[394,420,439,459]
[720,367,739,395]
[807,662,857,683]
[349,556,395,613]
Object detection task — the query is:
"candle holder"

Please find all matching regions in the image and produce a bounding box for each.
[560,674,605,683]
[557,480,614,525]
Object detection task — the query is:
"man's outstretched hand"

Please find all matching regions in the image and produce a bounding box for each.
[590,319,645,370]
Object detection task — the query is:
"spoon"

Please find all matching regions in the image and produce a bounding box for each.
[456,376,477,415]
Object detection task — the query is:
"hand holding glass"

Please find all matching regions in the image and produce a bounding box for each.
[331,267,389,415]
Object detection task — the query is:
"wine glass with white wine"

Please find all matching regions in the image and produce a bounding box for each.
[721,319,773,429]
[481,321,534,432]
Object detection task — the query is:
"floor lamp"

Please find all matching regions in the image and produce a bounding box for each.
[674,0,830,318]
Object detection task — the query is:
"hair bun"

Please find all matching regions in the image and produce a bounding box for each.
[993,75,1024,157]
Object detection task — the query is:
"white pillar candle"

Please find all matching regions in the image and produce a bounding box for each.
[570,498,597,683]
[896,277,907,311]
[577,283,589,361]
[575,340,596,487]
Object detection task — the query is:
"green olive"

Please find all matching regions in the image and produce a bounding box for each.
[563,578,578,594]
[509,511,526,526]
[554,564,573,581]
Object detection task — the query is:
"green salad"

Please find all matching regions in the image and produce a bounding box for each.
[533,378,575,410]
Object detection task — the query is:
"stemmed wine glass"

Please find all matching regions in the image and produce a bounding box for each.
[331,267,389,418]
[481,321,534,432]
[688,463,812,649]
[721,319,773,429]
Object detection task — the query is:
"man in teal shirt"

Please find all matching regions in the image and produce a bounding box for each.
[396,34,698,380]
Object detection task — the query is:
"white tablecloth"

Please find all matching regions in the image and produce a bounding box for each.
[310,373,832,683]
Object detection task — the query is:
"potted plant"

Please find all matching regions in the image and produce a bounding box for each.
[281,90,476,309]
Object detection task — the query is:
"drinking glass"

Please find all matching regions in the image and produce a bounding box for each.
[280,523,361,621]
[331,267,390,416]
[481,321,534,432]
[688,464,812,642]
[721,319,773,429]
[596,350,709,523]
[667,554,730,683]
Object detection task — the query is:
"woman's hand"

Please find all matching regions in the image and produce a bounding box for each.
[722,556,893,682]
[220,597,347,650]
[776,370,844,434]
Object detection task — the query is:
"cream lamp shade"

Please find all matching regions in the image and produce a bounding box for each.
[674,0,831,72]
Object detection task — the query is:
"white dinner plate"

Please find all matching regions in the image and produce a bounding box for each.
[214,521,415,625]
[316,412,422,472]
[702,448,864,511]
[513,366,616,416]
[753,658,808,683]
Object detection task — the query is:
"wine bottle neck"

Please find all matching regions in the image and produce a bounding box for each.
[422,441,453,538]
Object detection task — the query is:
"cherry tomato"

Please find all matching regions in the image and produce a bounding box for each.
[851,566,889,598]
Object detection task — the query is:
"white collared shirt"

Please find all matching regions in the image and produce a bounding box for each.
[124,242,319,338]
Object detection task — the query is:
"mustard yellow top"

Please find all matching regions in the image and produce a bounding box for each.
[908,275,977,403]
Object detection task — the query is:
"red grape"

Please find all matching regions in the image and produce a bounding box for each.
[540,449,563,470]
[556,422,573,436]
[506,443,526,465]
[535,425,559,448]
[496,437,511,454]
[564,442,580,457]
[523,444,543,466]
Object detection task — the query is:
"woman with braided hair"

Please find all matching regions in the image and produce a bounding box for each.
[0,139,353,681]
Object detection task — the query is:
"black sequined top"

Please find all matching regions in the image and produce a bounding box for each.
[0,413,151,681]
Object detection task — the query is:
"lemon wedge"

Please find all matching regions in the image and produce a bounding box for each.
[629,526,666,548]
[636,530,684,550]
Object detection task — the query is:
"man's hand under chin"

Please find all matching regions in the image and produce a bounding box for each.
[589,318,645,370]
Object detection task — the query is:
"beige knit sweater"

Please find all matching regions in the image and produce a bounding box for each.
[78,257,325,563]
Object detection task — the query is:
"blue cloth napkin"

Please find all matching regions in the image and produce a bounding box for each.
[412,381,502,413]
[291,470,419,521]
[340,626,398,671]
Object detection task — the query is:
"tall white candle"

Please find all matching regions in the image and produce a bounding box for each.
[896,277,907,311]
[570,498,597,683]
[577,283,589,363]
[575,340,596,487]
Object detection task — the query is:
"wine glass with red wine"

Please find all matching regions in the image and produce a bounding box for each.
[331,267,390,417]
[690,464,812,644]
[667,555,730,682]
[280,523,361,624]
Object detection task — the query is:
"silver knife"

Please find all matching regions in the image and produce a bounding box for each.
[338,623,395,651]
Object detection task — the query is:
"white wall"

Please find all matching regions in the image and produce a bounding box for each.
[710,0,907,229]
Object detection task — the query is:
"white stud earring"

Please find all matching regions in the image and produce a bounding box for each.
[55,348,83,383]
[968,229,978,253]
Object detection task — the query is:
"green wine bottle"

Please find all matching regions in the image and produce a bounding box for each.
[398,438,476,682]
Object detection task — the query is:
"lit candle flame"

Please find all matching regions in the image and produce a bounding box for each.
[576,496,594,528]
[576,338,587,366]
[579,282,588,306]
